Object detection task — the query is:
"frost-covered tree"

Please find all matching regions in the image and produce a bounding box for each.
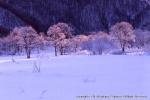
[110,22,135,52]
[5,32,21,55]
[11,26,40,58]
[0,30,24,55]
[36,32,47,52]
[71,35,89,52]
[80,32,112,55]
[134,29,150,50]
[92,32,112,54]
[57,39,71,55]
[0,38,3,54]
[0,37,9,55]
[47,23,73,56]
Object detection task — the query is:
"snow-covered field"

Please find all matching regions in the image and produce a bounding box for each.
[0,54,149,100]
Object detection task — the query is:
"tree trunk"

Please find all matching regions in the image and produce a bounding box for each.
[54,46,57,56]
[25,47,31,59]
[27,50,31,59]
[27,54,30,59]
[59,47,63,55]
[122,46,125,52]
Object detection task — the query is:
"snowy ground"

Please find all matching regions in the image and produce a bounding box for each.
[0,54,149,100]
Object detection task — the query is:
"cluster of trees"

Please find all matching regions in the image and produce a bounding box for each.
[0,22,150,58]
[0,27,46,58]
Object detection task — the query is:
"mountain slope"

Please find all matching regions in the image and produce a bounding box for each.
[0,0,149,36]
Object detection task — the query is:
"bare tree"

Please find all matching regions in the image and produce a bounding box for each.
[33,61,41,73]
[47,23,73,56]
[110,22,135,52]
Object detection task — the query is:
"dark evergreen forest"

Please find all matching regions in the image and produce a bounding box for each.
[0,0,149,36]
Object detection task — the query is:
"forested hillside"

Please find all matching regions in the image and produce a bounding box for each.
[0,0,149,36]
